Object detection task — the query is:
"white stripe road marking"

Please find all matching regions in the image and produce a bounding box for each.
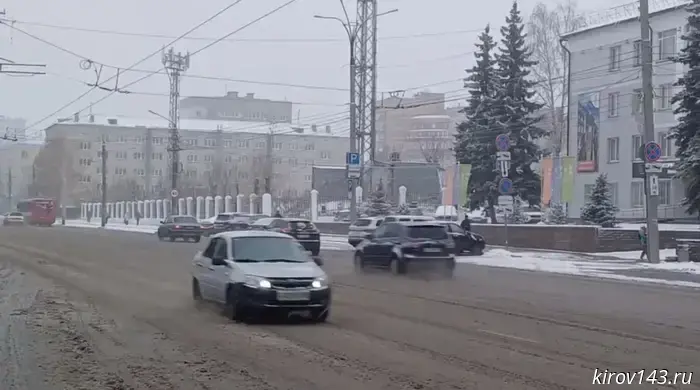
[477,329,539,344]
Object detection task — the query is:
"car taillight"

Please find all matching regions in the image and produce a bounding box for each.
[174,225,181,229]
[281,228,291,233]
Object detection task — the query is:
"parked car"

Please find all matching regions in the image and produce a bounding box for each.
[382,215,434,223]
[209,213,253,234]
[157,215,203,242]
[2,212,25,226]
[433,221,486,255]
[249,217,321,255]
[191,230,330,322]
[348,217,384,247]
[353,221,456,277]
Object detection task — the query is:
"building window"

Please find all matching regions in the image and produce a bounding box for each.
[632,135,643,160]
[288,158,298,166]
[237,140,249,148]
[187,154,198,162]
[288,143,297,150]
[584,184,596,203]
[320,151,330,160]
[609,45,621,70]
[80,142,92,150]
[224,155,233,163]
[133,152,144,160]
[224,140,233,148]
[304,175,312,182]
[204,138,216,147]
[633,40,642,66]
[255,141,265,149]
[608,92,619,117]
[631,181,645,207]
[305,143,315,151]
[607,137,620,162]
[658,131,673,157]
[273,142,282,150]
[632,89,643,114]
[657,84,672,110]
[659,180,672,205]
[658,29,677,61]
[204,155,213,162]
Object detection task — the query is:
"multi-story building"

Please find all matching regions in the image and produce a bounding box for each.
[42,115,347,203]
[376,92,456,166]
[561,0,688,219]
[180,91,293,123]
[0,140,42,210]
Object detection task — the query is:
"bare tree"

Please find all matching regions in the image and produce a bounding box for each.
[527,0,584,154]
[205,163,236,196]
[31,138,85,204]
[416,135,448,164]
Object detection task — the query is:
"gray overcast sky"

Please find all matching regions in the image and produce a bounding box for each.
[1,0,623,140]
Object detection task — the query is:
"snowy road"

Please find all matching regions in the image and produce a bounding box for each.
[0,226,697,389]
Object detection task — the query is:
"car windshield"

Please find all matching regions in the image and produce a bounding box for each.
[252,218,274,226]
[9,212,23,217]
[352,219,372,227]
[232,237,310,263]
[215,214,233,222]
[173,216,197,224]
[408,225,449,240]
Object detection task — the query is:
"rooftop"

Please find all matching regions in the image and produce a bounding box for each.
[412,115,451,120]
[563,0,690,39]
[47,114,349,138]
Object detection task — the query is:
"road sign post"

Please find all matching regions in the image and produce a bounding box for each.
[643,141,661,263]
[346,152,361,222]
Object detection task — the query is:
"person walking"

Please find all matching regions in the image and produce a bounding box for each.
[639,226,648,261]
[460,215,471,231]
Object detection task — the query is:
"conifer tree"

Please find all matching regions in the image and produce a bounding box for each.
[367,179,392,216]
[671,0,700,214]
[507,200,529,224]
[494,1,545,206]
[545,202,568,224]
[581,173,618,227]
[454,25,501,222]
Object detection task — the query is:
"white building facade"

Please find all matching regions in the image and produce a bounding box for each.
[562,0,689,219]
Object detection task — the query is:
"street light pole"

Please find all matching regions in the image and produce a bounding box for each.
[314,2,397,223]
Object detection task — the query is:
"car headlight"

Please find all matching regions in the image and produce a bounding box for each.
[311,277,328,289]
[244,275,272,289]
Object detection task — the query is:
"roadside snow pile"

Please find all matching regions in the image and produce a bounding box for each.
[638,261,700,274]
[600,249,676,260]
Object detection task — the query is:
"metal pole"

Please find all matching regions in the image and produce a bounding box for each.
[640,0,660,263]
[7,167,12,210]
[349,36,358,223]
[100,138,107,227]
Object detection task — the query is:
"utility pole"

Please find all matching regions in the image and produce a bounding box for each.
[640,0,660,264]
[265,123,275,195]
[100,137,108,227]
[7,168,12,209]
[162,47,190,215]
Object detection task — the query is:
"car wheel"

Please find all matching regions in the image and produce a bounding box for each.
[169,236,176,242]
[225,285,243,322]
[353,253,365,272]
[471,245,484,256]
[390,256,406,275]
[193,236,201,243]
[192,278,204,307]
[311,247,320,256]
[313,307,329,323]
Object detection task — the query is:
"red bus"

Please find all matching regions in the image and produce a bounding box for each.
[17,198,57,226]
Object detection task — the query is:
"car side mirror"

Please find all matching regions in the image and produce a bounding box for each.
[212,256,227,266]
[160,220,165,224]
[312,256,323,266]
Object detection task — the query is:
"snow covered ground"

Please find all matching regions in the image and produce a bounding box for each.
[457,248,700,288]
[61,220,354,251]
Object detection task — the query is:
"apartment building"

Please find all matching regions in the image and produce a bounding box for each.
[561,0,688,219]
[180,91,293,123]
[376,92,457,166]
[42,115,348,203]
[0,140,42,210]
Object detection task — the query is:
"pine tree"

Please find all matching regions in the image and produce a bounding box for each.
[494,1,545,206]
[396,203,410,215]
[581,173,618,227]
[454,25,501,222]
[367,179,392,216]
[671,0,700,214]
[545,202,567,224]
[507,200,529,224]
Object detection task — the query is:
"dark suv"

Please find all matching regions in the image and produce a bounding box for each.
[251,218,321,256]
[353,221,456,276]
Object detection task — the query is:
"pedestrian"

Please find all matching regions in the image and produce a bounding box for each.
[135,209,141,226]
[274,208,283,218]
[86,208,92,223]
[460,214,471,231]
[639,225,648,261]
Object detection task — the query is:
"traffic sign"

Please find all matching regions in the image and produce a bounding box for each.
[495,134,510,152]
[346,152,361,167]
[644,142,661,162]
[170,189,179,198]
[347,179,353,192]
[498,178,513,194]
[632,161,677,179]
[496,151,511,160]
[497,195,513,207]
[649,175,660,196]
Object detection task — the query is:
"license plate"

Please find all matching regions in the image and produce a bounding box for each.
[277,290,310,301]
[288,310,311,318]
[297,234,309,239]
[424,248,441,253]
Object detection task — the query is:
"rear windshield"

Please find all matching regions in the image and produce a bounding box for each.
[289,220,315,230]
[9,212,23,216]
[174,216,197,223]
[352,219,372,227]
[384,216,397,222]
[408,225,448,240]
[215,214,233,222]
